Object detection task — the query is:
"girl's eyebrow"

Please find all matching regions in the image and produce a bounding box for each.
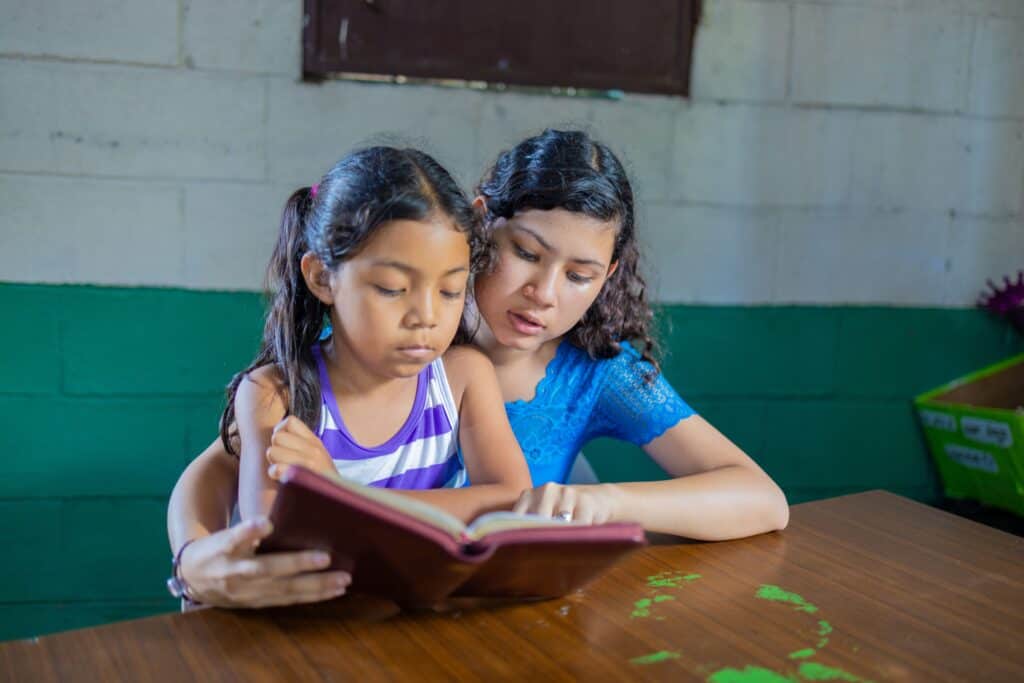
[371,259,468,276]
[511,225,607,269]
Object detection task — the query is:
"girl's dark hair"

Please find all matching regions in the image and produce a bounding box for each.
[220,147,483,454]
[476,129,659,372]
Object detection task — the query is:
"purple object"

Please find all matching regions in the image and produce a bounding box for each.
[978,270,1024,333]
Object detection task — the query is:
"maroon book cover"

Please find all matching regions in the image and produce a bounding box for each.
[258,466,647,604]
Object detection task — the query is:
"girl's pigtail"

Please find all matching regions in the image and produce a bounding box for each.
[220,187,324,454]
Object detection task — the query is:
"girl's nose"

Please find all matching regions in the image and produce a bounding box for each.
[524,274,556,307]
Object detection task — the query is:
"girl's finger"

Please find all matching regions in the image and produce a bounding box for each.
[279,415,320,439]
[223,518,274,556]
[269,430,314,451]
[555,487,577,521]
[231,550,331,580]
[250,571,353,607]
[266,445,310,466]
[533,484,562,518]
[573,494,595,525]
[512,490,532,515]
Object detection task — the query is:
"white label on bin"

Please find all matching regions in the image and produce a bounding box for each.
[919,409,956,432]
[944,444,999,473]
[960,417,1014,448]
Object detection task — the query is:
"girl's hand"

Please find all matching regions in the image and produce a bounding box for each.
[512,483,623,525]
[178,517,351,608]
[266,416,337,480]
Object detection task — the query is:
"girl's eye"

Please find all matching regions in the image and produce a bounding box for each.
[567,272,594,285]
[441,290,465,301]
[513,243,539,262]
[374,285,404,297]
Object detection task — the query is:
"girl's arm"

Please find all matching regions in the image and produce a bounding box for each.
[167,441,352,607]
[235,365,290,520]
[396,346,532,521]
[167,444,239,554]
[514,349,789,539]
[518,417,788,539]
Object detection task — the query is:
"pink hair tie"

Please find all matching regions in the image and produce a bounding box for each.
[310,183,320,198]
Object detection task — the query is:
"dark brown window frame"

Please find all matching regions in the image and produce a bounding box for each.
[302,1,702,97]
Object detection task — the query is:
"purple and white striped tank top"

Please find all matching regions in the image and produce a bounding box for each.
[311,345,465,490]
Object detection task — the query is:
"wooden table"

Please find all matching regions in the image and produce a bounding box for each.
[3,491,1023,681]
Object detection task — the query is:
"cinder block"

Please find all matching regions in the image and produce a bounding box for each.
[643,203,779,304]
[946,216,1024,306]
[183,0,302,75]
[969,17,1024,118]
[793,4,970,111]
[62,287,263,395]
[183,181,287,291]
[476,92,595,181]
[0,175,183,286]
[673,103,855,206]
[0,0,178,65]
[0,284,61,393]
[0,62,265,180]
[834,307,1020,397]
[760,399,934,489]
[589,95,678,202]
[62,499,171,600]
[691,0,790,102]
[0,396,189,498]
[775,209,952,305]
[656,305,839,397]
[0,501,64,602]
[267,78,483,191]
[850,113,1024,215]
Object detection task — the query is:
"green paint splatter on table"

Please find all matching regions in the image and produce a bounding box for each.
[630,650,681,665]
[707,665,799,682]
[816,620,832,648]
[646,571,701,588]
[631,598,653,618]
[756,585,818,613]
[654,595,675,603]
[798,662,870,681]
[787,648,816,660]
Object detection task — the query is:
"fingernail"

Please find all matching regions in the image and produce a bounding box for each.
[253,517,272,533]
[312,552,330,567]
[268,464,279,478]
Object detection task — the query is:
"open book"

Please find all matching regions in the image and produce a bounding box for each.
[258,466,647,604]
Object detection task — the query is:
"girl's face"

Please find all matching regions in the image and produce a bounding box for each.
[473,208,619,353]
[306,214,471,378]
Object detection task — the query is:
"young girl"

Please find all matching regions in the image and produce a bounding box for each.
[168,130,788,607]
[226,146,530,524]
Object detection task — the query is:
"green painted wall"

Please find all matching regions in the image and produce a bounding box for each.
[1,282,1021,641]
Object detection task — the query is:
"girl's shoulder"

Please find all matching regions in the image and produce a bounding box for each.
[440,345,496,403]
[234,363,288,416]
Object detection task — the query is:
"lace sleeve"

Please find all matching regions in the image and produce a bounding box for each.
[587,342,695,446]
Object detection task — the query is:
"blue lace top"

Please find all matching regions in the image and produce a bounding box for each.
[505,340,695,485]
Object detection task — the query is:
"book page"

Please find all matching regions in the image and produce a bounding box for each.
[464,511,576,540]
[325,473,468,540]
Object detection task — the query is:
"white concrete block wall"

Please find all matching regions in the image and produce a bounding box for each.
[792,5,971,112]
[0,0,1021,306]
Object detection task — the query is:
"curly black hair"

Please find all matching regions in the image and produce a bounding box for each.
[475,129,659,373]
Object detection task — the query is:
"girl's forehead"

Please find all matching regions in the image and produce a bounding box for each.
[356,216,469,263]
[503,208,618,258]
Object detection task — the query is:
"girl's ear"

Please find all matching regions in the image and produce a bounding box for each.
[607,260,619,279]
[300,252,335,305]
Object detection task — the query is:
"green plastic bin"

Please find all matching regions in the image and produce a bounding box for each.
[914,353,1024,516]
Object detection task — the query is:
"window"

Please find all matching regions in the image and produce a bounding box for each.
[303,1,702,96]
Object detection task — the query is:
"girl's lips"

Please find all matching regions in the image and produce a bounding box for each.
[396,346,434,359]
[508,311,544,335]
